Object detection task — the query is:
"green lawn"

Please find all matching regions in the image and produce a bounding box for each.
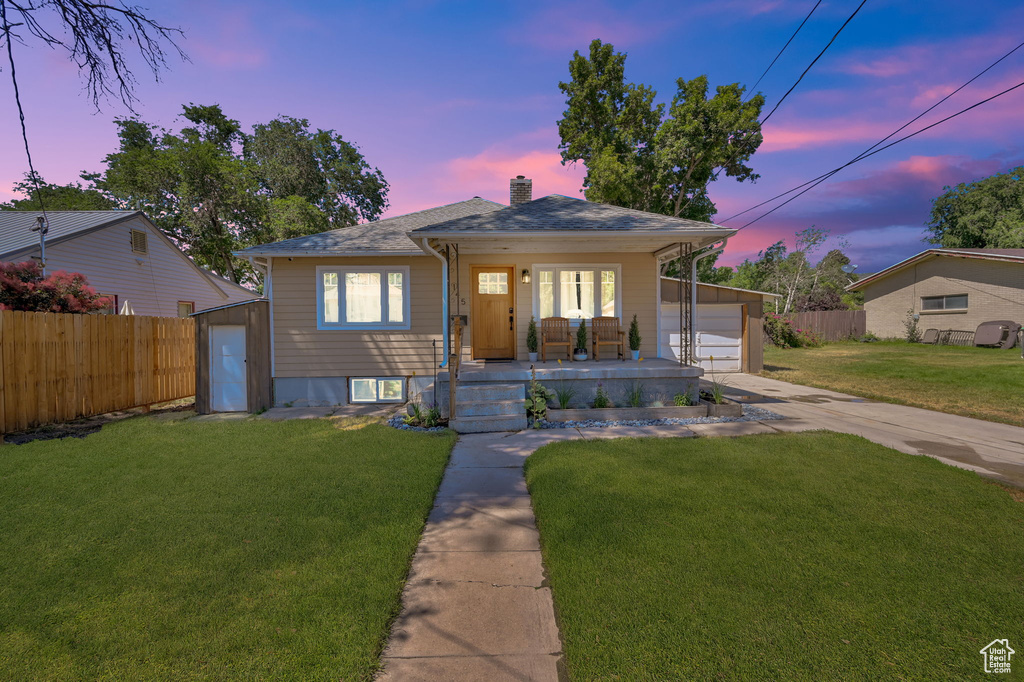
[525,432,1024,681]
[763,341,1024,427]
[0,415,455,681]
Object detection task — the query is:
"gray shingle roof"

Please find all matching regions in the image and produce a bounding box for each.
[234,198,504,256]
[0,210,140,258]
[411,195,732,235]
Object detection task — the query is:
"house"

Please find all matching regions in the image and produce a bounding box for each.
[846,248,1024,338]
[660,277,778,373]
[232,177,736,418]
[0,210,257,316]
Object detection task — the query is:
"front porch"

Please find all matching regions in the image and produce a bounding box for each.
[422,358,702,417]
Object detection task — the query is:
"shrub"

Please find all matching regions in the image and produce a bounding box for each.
[904,309,921,343]
[526,316,538,353]
[0,261,111,313]
[763,313,824,348]
[594,383,611,408]
[575,318,587,352]
[628,314,641,351]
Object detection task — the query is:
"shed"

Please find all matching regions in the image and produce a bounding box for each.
[659,278,778,373]
[193,299,271,414]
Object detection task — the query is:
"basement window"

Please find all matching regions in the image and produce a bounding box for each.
[350,377,405,403]
[921,294,968,312]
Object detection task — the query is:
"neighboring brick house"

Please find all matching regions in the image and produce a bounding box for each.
[847,248,1024,338]
[0,210,257,316]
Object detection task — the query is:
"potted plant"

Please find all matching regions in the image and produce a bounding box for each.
[573,318,588,361]
[526,316,538,362]
[628,313,641,360]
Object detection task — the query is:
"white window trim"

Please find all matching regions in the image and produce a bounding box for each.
[531,263,622,322]
[316,265,411,331]
[349,377,406,403]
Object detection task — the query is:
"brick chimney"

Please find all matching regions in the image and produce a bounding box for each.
[510,175,532,205]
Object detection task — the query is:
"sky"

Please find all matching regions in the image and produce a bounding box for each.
[1,0,1022,272]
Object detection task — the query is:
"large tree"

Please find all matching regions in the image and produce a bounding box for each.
[97,104,389,284]
[1,173,115,210]
[926,167,1024,249]
[557,39,764,223]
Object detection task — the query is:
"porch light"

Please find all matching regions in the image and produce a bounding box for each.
[521,269,531,284]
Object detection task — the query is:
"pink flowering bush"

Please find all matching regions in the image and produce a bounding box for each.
[0,261,112,313]
[763,312,824,348]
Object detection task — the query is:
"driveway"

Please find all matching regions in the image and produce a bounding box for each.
[724,374,1024,488]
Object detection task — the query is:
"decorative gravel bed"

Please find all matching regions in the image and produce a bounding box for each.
[388,404,784,432]
[537,404,784,429]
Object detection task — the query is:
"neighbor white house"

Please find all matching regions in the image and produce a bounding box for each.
[0,210,257,316]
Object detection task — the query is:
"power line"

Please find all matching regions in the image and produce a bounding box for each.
[1,1,48,221]
[720,37,1024,224]
[731,78,1024,229]
[761,0,868,126]
[750,0,824,94]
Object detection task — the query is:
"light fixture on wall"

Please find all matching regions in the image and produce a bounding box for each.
[521,269,531,284]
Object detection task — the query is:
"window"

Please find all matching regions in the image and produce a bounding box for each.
[921,294,968,311]
[95,294,118,315]
[350,377,405,403]
[130,229,148,254]
[534,265,620,320]
[317,266,410,330]
[177,301,195,318]
[477,271,508,294]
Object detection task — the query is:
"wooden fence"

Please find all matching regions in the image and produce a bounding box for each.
[787,310,866,341]
[0,310,195,434]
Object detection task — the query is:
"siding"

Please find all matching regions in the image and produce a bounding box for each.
[270,251,663,378]
[863,256,1024,338]
[28,216,255,317]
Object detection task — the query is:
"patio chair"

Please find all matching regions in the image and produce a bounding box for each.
[540,317,572,362]
[591,316,625,361]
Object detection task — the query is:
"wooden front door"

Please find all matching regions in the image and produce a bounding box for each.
[471,266,515,359]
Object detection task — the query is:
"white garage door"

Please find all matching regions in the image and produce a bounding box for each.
[660,304,743,372]
[210,325,247,412]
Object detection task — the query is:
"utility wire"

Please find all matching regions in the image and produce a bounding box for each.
[731,78,1024,229]
[761,0,868,125]
[720,37,1024,224]
[1,0,48,220]
[750,0,824,95]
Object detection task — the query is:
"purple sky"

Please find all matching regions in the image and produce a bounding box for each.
[2,0,1022,272]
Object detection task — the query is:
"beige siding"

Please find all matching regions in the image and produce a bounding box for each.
[863,256,1024,338]
[271,256,443,377]
[270,251,664,378]
[36,216,254,316]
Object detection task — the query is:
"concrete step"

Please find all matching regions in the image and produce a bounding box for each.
[454,383,524,402]
[456,399,524,418]
[449,414,528,434]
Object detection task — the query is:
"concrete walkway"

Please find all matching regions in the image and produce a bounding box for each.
[723,374,1024,487]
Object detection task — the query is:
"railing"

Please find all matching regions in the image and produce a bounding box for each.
[0,310,195,434]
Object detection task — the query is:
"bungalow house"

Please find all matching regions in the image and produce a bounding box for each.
[847,247,1024,338]
[232,177,737,430]
[0,210,256,316]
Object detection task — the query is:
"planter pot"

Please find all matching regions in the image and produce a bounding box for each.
[573,351,588,361]
[700,398,744,418]
[528,352,538,362]
[630,349,640,360]
[551,404,708,422]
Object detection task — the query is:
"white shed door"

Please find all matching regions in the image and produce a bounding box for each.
[211,325,247,411]
[660,304,743,372]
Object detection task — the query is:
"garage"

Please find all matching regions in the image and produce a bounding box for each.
[659,278,778,373]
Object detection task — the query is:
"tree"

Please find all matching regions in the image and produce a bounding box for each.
[1,173,115,211]
[0,0,185,110]
[0,260,111,312]
[557,39,764,222]
[96,104,389,284]
[926,167,1024,248]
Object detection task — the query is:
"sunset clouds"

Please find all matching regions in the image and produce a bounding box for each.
[1,0,1021,272]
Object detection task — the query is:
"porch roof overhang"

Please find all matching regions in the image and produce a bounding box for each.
[413,230,734,257]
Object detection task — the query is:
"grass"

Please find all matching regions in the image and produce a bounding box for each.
[0,415,456,681]
[763,340,1024,426]
[525,432,1024,681]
